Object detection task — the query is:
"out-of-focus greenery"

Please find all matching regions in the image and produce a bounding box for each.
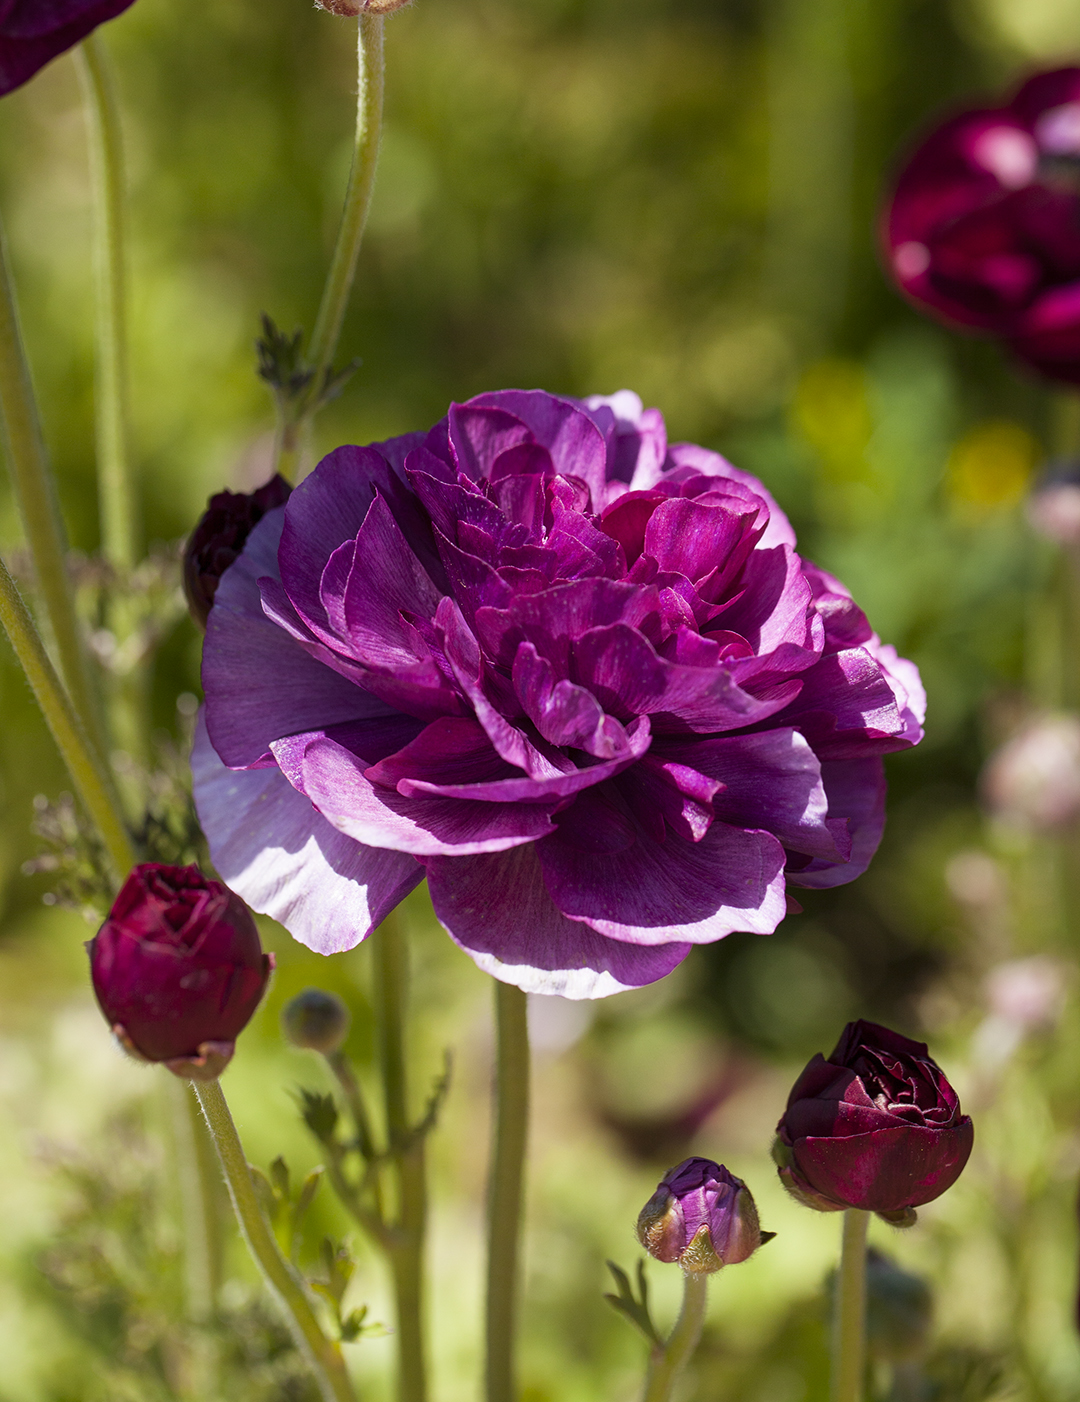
[0,0,1079,1398]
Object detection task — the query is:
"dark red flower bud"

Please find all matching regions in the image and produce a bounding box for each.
[774,1020,973,1221]
[88,864,273,1080]
[183,475,291,629]
[636,1157,772,1274]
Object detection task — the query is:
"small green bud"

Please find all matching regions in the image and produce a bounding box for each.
[282,988,350,1054]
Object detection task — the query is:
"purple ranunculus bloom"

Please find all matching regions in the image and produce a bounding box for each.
[773,1020,973,1222]
[89,863,273,1078]
[884,68,1080,385]
[0,1,136,97]
[637,1157,769,1273]
[191,389,924,998]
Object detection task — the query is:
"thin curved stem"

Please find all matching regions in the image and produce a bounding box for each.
[485,982,530,1402]
[641,1272,709,1402]
[193,1078,357,1402]
[0,552,133,879]
[374,915,428,1402]
[831,1208,870,1402]
[0,212,105,754]
[76,32,137,572]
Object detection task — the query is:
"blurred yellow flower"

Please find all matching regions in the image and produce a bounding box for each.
[946,419,1038,515]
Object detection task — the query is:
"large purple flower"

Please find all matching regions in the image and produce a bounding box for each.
[884,68,1080,384]
[0,1,136,96]
[192,390,924,998]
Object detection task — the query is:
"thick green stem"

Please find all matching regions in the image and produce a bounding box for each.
[0,211,104,754]
[0,552,132,879]
[374,916,428,1402]
[485,982,530,1402]
[167,1077,223,1321]
[192,1078,357,1402]
[76,32,137,573]
[641,1272,709,1402]
[831,1208,870,1402]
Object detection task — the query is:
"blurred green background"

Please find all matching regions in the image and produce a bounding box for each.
[1,0,1080,1397]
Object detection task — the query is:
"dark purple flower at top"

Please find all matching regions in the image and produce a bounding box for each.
[89,863,273,1079]
[0,0,136,97]
[884,68,1080,385]
[183,474,292,629]
[191,389,924,999]
[637,1157,769,1273]
[774,1020,973,1222]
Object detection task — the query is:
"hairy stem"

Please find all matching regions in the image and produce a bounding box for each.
[831,1208,870,1402]
[374,915,428,1402]
[0,212,104,754]
[0,552,132,879]
[485,982,530,1402]
[641,1272,709,1402]
[193,1078,357,1402]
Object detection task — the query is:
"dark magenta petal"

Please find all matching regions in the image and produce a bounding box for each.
[0,0,135,95]
[202,509,389,770]
[660,444,798,548]
[767,647,906,757]
[192,716,422,953]
[424,843,691,997]
[788,758,886,889]
[792,1121,974,1213]
[465,390,610,507]
[446,404,534,480]
[538,807,787,944]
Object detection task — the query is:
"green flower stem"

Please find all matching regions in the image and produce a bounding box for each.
[192,1077,358,1402]
[641,1271,709,1402]
[167,1078,223,1321]
[374,915,428,1402]
[0,211,105,755]
[285,14,384,481]
[0,552,133,879]
[485,981,530,1402]
[75,32,137,573]
[831,1208,870,1402]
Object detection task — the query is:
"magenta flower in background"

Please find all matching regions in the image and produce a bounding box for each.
[89,863,273,1077]
[884,68,1080,385]
[0,1,136,96]
[192,390,924,998]
[774,1020,973,1222]
[637,1157,769,1273]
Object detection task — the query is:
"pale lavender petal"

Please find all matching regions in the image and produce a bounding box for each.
[424,844,692,998]
[538,809,788,945]
[191,715,422,954]
[866,638,927,746]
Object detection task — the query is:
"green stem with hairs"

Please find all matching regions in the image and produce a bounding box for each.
[641,1272,709,1402]
[0,552,132,879]
[831,1208,870,1402]
[374,915,428,1402]
[281,14,384,481]
[192,1078,357,1402]
[0,212,104,754]
[485,982,530,1402]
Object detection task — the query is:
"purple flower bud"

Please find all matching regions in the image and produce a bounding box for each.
[774,1021,973,1221]
[0,1,137,98]
[88,864,273,1080]
[183,475,291,629]
[882,68,1080,385]
[636,1157,770,1274]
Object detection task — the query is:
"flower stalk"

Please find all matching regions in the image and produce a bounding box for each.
[0,210,105,755]
[0,552,132,879]
[485,981,530,1402]
[374,915,428,1402]
[641,1271,709,1402]
[279,13,384,481]
[831,1208,870,1402]
[192,1077,358,1402]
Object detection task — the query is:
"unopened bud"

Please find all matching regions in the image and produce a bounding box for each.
[183,474,291,629]
[282,988,351,1054]
[636,1158,772,1274]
